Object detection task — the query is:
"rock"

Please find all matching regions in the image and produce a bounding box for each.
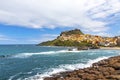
[0,55,10,58]
[68,48,73,51]
[44,56,120,80]
[110,63,120,70]
[106,75,120,79]
[0,55,6,58]
[77,47,88,50]
[44,77,57,80]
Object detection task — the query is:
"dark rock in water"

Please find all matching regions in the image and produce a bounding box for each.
[68,48,73,51]
[68,46,99,51]
[0,55,10,58]
[68,47,89,51]
[77,46,99,51]
[90,46,99,49]
[77,47,88,50]
[43,56,120,80]
[0,55,6,58]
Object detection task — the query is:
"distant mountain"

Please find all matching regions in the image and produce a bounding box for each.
[38,29,119,47]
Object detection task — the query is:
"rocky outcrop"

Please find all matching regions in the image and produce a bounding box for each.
[60,29,84,36]
[44,56,120,80]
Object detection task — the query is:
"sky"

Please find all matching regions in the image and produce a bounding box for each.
[0,0,120,44]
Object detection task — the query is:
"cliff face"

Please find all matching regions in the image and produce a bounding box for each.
[38,29,118,47]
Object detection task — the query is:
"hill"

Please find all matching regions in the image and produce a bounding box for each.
[38,29,93,47]
[38,29,119,47]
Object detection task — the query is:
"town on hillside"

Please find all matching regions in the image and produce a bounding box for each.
[39,29,120,47]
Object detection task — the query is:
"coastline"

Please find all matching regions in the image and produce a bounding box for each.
[100,47,120,50]
[44,55,120,80]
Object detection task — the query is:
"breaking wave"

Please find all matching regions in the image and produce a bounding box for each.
[18,56,109,80]
[11,50,83,58]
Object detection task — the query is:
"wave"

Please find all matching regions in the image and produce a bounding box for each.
[23,56,109,80]
[11,50,84,58]
[8,72,22,80]
[6,49,119,58]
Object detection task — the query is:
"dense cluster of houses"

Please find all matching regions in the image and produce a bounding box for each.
[59,34,120,47]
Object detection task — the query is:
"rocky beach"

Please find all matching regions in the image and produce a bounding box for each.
[44,55,120,80]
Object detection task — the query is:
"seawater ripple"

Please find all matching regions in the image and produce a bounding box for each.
[1,46,120,80]
[11,50,84,58]
[9,56,109,80]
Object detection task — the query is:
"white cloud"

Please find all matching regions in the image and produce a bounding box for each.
[41,34,59,38]
[0,0,120,32]
[28,34,58,43]
[89,0,120,19]
[29,38,53,43]
[0,34,58,44]
[95,32,113,37]
[0,34,15,41]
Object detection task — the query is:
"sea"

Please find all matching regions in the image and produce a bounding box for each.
[0,45,120,80]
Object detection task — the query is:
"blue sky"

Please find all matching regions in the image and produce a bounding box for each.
[0,0,120,44]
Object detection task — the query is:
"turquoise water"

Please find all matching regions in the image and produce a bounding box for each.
[0,45,120,80]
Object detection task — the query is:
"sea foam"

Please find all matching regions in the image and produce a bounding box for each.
[23,56,109,80]
[12,50,83,58]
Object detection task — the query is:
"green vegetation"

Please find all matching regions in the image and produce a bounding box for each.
[38,29,94,47]
[38,29,97,48]
[54,40,94,47]
[38,40,54,46]
[39,39,94,47]
[38,29,85,47]
[38,29,119,48]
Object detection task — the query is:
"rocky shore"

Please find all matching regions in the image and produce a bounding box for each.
[44,56,120,80]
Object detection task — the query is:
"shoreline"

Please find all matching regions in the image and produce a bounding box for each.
[44,55,120,80]
[40,46,120,50]
[100,47,120,50]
